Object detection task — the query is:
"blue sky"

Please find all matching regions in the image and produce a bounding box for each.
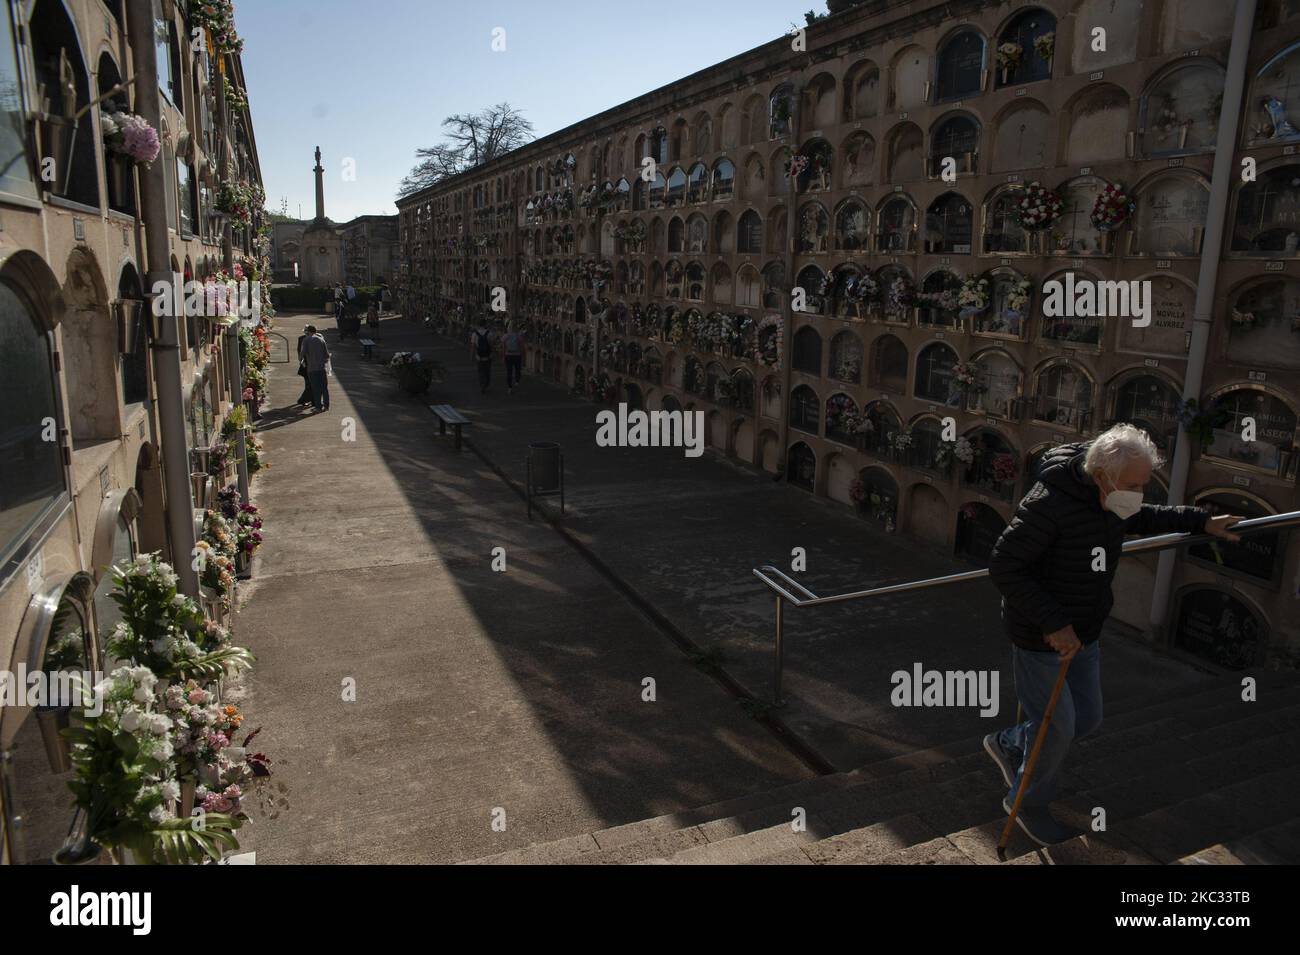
[237,0,812,221]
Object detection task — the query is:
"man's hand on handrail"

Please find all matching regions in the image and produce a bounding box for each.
[1205,514,1244,543]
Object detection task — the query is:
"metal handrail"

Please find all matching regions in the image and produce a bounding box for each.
[753,509,1300,705]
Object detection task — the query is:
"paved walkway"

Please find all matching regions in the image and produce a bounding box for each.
[232,313,811,864]
[384,316,1218,768]
[233,310,1216,862]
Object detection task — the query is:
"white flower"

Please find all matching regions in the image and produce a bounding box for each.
[147,713,173,735]
[120,708,142,732]
[149,804,169,824]
[160,779,181,802]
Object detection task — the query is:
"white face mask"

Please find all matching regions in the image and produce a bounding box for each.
[1100,474,1143,520]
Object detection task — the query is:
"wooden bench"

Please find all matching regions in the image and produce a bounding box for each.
[359,338,376,359]
[430,404,470,450]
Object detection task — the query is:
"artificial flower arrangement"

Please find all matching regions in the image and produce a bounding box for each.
[785,152,810,179]
[1017,181,1063,230]
[891,428,915,452]
[1176,397,1232,450]
[996,42,1024,71]
[958,273,991,316]
[387,351,443,395]
[1005,276,1033,317]
[222,74,248,112]
[825,393,861,436]
[951,361,984,394]
[189,0,244,54]
[101,111,161,165]
[61,554,270,864]
[1034,32,1055,61]
[198,511,238,611]
[934,436,975,471]
[1090,182,1136,232]
[884,275,915,320]
[1230,308,1257,330]
[992,452,1019,484]
[755,316,784,367]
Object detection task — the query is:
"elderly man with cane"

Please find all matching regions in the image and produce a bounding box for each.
[984,424,1242,848]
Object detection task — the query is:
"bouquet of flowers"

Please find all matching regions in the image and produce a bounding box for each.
[885,275,915,319]
[847,273,879,304]
[101,111,161,165]
[189,0,244,54]
[849,478,867,507]
[992,452,1019,484]
[996,42,1024,71]
[1176,397,1232,449]
[1016,181,1063,230]
[1090,182,1136,232]
[1005,276,1033,316]
[1034,32,1055,61]
[958,274,990,315]
[1230,308,1256,329]
[236,502,263,557]
[891,429,914,453]
[102,555,251,681]
[951,361,983,394]
[953,436,975,465]
[785,153,810,179]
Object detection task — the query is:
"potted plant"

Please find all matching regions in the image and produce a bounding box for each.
[386,351,443,395]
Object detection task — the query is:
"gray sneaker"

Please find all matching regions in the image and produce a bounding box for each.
[983,733,1018,789]
[1002,798,1082,847]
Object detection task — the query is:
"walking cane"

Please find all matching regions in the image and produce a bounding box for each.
[997,657,1072,861]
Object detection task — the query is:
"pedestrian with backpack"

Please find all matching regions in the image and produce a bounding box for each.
[470,320,495,394]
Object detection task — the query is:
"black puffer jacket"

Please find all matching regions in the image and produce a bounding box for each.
[989,443,1208,651]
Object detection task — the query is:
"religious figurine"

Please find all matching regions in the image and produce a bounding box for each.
[1264,96,1298,139]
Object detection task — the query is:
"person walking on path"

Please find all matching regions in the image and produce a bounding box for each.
[503,320,525,394]
[366,300,380,340]
[984,424,1241,847]
[299,324,332,411]
[470,319,495,394]
[333,284,345,320]
[377,282,390,319]
[294,331,313,406]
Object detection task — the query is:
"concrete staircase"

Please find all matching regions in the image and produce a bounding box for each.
[463,672,1300,865]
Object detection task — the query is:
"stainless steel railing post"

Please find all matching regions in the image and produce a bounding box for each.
[773,592,785,707]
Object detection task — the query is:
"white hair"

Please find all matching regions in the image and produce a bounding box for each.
[1084,423,1163,479]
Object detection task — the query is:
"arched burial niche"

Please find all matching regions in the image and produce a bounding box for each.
[29,0,100,207]
[63,248,120,441]
[0,271,68,560]
[1,571,98,864]
[1173,587,1266,670]
[1117,275,1193,358]
[1226,279,1300,368]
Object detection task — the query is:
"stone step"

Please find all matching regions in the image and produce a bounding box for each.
[646,701,1300,866]
[462,673,1300,865]
[1112,765,1300,864]
[1176,817,1300,865]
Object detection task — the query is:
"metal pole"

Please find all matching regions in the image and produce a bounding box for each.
[127,1,198,596]
[773,593,785,706]
[1149,0,1257,637]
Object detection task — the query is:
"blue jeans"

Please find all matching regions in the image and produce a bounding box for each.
[997,641,1102,808]
[307,369,329,410]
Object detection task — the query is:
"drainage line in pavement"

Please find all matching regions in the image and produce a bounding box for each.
[460,435,837,778]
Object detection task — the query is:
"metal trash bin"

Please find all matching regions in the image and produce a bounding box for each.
[526,442,564,518]
[528,442,561,492]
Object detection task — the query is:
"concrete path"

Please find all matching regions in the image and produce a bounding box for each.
[379,314,1218,770]
[231,313,812,864]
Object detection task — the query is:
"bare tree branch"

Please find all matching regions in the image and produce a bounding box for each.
[397,103,535,197]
